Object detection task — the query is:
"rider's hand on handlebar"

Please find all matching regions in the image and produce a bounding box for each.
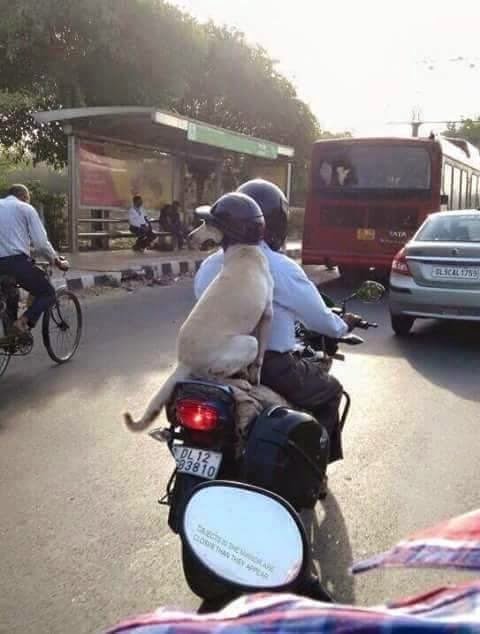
[55,256,70,272]
[343,312,364,331]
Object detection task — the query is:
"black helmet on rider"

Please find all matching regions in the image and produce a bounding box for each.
[196,192,265,246]
[237,179,289,251]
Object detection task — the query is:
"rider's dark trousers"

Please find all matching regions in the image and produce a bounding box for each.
[0,254,56,327]
[261,351,344,463]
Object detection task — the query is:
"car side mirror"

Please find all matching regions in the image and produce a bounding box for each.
[355,281,386,303]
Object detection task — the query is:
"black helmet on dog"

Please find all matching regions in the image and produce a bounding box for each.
[196,192,265,245]
[237,179,289,251]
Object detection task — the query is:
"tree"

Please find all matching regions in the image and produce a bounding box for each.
[0,0,323,204]
[443,118,480,149]
[173,23,321,204]
[0,0,206,166]
[175,23,320,159]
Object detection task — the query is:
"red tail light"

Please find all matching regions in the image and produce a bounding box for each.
[176,399,219,431]
[391,248,412,276]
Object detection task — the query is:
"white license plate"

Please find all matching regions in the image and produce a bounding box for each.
[431,266,480,281]
[173,446,222,480]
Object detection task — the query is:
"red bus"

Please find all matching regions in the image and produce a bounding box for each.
[302,136,480,277]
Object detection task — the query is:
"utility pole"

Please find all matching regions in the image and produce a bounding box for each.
[388,120,466,137]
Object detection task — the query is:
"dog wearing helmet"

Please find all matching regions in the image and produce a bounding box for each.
[124,192,274,432]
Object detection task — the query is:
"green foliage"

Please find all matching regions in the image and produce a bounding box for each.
[0,179,66,248]
[444,118,480,149]
[30,184,67,249]
[0,0,322,182]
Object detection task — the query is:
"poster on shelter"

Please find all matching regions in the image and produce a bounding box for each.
[78,140,174,211]
[249,162,288,194]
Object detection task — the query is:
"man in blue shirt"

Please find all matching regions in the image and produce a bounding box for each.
[194,180,361,494]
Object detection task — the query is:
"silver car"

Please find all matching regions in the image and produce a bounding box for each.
[389,210,480,335]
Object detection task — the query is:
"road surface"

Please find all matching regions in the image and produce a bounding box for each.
[1,277,480,633]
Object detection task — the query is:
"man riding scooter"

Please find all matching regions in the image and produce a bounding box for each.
[194,179,363,496]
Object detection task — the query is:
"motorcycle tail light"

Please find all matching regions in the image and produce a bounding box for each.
[176,399,219,432]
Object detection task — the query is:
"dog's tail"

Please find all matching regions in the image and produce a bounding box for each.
[123,364,190,433]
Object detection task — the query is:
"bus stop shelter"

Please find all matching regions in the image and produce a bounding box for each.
[34,107,294,252]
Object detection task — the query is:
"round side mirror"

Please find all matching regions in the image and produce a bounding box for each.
[355,280,386,303]
[181,481,308,593]
[195,205,212,215]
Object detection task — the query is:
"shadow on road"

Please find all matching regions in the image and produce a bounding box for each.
[317,277,480,404]
[302,493,355,604]
[390,320,480,403]
[0,286,193,431]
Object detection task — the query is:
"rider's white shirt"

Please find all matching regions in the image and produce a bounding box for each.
[0,195,57,261]
[194,241,348,353]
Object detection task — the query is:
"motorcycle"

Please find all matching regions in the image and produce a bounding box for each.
[149,280,385,601]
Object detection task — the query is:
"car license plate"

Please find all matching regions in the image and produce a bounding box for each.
[357,228,375,241]
[172,446,222,480]
[431,266,480,281]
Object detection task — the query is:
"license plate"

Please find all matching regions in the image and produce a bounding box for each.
[357,228,375,241]
[172,446,222,480]
[431,266,480,281]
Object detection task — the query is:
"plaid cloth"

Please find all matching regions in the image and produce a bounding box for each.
[108,585,480,633]
[353,508,480,574]
[108,509,480,632]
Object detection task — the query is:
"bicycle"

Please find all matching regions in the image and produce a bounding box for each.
[0,261,83,378]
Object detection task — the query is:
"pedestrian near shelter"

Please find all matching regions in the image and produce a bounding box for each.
[33,107,295,253]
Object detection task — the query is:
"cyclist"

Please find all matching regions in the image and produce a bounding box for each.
[0,184,69,334]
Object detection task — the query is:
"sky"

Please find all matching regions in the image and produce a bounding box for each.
[177,0,480,137]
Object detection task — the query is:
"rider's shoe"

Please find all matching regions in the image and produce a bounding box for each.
[318,475,329,500]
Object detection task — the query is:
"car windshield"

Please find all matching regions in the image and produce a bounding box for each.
[416,214,480,242]
[313,145,432,190]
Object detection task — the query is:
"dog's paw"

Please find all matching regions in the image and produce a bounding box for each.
[227,378,252,391]
[247,363,261,386]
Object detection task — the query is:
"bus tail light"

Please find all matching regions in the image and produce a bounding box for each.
[391,249,412,276]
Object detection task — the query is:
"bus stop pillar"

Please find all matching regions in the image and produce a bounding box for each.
[173,155,185,207]
[286,162,293,202]
[67,134,79,253]
[215,161,223,198]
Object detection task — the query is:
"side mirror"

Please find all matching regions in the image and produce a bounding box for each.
[195,205,212,215]
[181,481,308,592]
[355,280,386,303]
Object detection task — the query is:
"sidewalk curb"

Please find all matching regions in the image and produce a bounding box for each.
[63,248,302,291]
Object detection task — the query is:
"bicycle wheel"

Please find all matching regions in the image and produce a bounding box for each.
[42,290,83,364]
[0,316,11,377]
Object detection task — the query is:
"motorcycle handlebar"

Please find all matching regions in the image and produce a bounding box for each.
[357,320,378,330]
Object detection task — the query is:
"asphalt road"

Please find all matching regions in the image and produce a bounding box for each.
[1,277,480,633]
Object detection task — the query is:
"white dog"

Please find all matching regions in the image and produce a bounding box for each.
[124,220,273,432]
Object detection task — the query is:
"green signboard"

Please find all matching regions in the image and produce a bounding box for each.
[187,122,278,159]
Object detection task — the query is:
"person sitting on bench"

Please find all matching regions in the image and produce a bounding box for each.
[159,200,186,249]
[128,195,155,252]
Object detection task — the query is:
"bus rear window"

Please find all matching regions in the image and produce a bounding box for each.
[314,145,431,190]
